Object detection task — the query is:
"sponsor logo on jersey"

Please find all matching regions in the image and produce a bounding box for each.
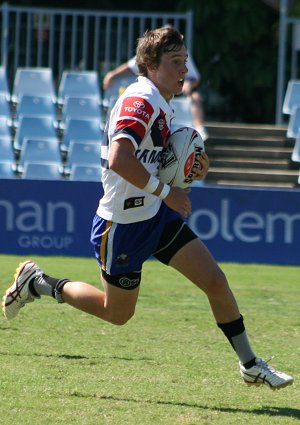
[135,149,164,164]
[124,197,145,210]
[120,96,154,125]
[158,118,165,131]
[151,109,170,147]
[133,100,145,109]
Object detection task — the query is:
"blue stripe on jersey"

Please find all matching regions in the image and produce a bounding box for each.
[114,126,143,146]
[101,158,109,169]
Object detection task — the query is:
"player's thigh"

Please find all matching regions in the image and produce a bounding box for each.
[169,238,226,293]
[101,274,140,323]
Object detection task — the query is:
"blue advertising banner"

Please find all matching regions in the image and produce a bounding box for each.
[188,185,300,265]
[0,179,299,265]
[0,179,103,257]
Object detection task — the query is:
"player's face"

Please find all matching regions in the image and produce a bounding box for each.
[149,46,188,101]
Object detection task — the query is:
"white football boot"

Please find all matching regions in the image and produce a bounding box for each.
[239,357,294,390]
[2,260,42,320]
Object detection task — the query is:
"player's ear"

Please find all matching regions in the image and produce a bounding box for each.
[147,62,158,72]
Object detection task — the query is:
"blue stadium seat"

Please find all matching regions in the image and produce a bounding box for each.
[61,96,102,124]
[0,93,12,120]
[12,67,56,103]
[69,164,101,182]
[22,161,64,180]
[61,118,103,152]
[283,79,300,115]
[287,106,300,139]
[103,75,136,108]
[15,95,57,123]
[0,116,13,140]
[14,116,58,150]
[0,160,17,179]
[18,138,62,169]
[58,71,101,105]
[0,137,15,162]
[292,130,300,163]
[67,141,101,169]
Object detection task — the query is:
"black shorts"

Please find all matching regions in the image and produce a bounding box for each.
[101,218,197,290]
[153,217,197,265]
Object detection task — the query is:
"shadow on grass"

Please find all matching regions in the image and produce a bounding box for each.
[0,351,153,362]
[0,351,89,360]
[95,395,300,419]
[1,351,298,420]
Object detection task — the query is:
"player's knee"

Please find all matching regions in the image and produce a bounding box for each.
[109,309,135,326]
[204,268,229,297]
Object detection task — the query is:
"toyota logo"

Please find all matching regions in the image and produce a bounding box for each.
[133,100,145,109]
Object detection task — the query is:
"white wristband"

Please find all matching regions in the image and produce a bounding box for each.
[158,184,171,200]
[143,175,160,194]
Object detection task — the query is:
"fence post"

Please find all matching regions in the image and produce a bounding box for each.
[276,0,288,125]
[185,10,193,53]
[1,2,9,68]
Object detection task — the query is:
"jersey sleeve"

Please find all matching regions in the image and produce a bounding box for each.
[112,95,155,149]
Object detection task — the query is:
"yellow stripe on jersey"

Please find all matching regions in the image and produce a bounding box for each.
[100,220,112,271]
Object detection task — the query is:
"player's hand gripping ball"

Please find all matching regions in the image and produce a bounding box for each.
[159,126,205,188]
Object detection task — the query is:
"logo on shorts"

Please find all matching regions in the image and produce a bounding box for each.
[116,253,129,266]
[119,277,140,288]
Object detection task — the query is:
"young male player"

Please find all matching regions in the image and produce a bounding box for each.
[103,36,207,140]
[3,27,293,390]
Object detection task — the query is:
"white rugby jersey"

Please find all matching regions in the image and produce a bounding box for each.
[97,76,173,224]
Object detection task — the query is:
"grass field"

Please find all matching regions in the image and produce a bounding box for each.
[0,254,299,425]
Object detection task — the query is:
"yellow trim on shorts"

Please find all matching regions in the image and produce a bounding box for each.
[100,220,112,271]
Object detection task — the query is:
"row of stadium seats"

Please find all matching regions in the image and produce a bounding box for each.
[0,66,194,181]
[0,159,101,181]
[0,114,103,180]
[0,135,101,179]
[3,67,102,105]
[0,67,106,181]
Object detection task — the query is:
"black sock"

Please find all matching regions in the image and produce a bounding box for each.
[32,273,70,303]
[243,358,256,369]
[217,315,256,366]
[28,278,40,298]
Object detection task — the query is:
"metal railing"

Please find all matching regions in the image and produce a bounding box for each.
[277,0,300,124]
[0,3,193,88]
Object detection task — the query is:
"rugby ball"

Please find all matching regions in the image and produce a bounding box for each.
[159,127,205,188]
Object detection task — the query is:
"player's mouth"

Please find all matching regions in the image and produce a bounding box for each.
[178,78,184,87]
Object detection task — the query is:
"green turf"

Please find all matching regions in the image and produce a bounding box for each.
[0,255,299,425]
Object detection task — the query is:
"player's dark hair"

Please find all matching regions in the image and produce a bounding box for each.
[135,27,184,77]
